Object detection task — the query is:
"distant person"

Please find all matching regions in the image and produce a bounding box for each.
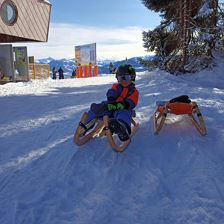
[0,67,3,79]
[71,69,76,78]
[109,62,114,74]
[52,67,57,79]
[58,67,64,79]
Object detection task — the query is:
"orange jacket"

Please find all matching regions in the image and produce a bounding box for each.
[106,83,139,109]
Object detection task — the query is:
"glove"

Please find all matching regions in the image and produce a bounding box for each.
[116,102,125,110]
[108,103,117,111]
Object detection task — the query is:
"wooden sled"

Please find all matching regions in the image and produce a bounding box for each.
[153,101,207,136]
[74,113,139,152]
[103,115,139,152]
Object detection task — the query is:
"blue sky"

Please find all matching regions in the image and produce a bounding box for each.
[49,0,160,28]
[25,0,161,60]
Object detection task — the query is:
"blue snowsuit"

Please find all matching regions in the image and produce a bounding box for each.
[85,82,139,132]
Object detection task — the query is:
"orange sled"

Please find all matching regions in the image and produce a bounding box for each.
[153,101,207,136]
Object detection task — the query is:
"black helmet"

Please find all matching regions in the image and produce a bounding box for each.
[115,64,136,82]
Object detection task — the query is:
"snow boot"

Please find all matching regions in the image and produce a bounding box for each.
[109,119,130,142]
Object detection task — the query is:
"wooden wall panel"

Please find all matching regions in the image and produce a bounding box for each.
[0,0,51,42]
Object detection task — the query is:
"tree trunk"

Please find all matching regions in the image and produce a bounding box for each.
[178,0,191,66]
[207,0,218,57]
[182,0,190,65]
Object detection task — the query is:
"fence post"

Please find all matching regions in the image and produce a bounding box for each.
[76,66,79,78]
[84,66,88,77]
[76,66,83,78]
[88,65,92,77]
[48,65,50,78]
[94,65,98,76]
[33,64,36,79]
[79,66,83,77]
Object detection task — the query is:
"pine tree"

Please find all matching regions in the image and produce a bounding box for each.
[141,0,224,73]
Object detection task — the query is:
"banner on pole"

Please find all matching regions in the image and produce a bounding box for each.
[75,43,96,66]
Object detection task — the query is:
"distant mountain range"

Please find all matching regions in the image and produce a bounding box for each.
[36,55,154,76]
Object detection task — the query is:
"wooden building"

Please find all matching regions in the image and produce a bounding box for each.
[0,0,51,42]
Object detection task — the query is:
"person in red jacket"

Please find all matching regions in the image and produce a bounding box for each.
[79,64,139,141]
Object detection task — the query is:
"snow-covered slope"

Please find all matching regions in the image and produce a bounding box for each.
[0,65,224,223]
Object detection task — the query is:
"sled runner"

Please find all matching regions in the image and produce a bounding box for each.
[153,97,207,136]
[74,112,139,152]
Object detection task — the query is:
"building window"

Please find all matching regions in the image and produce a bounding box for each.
[0,0,18,26]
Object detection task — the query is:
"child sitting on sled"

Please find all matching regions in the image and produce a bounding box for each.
[79,64,139,142]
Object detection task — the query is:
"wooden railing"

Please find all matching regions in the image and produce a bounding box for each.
[29,64,50,80]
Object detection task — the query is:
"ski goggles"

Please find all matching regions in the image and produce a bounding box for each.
[117,74,131,82]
